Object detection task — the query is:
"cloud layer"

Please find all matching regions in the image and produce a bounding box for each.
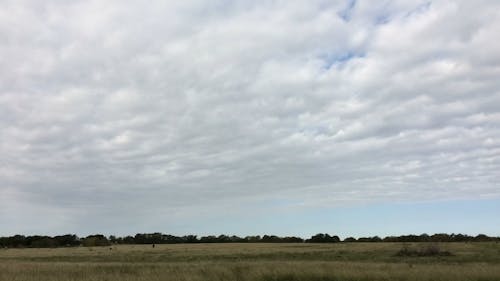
[1,0,499,234]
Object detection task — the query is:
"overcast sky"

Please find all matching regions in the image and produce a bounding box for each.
[1,0,499,237]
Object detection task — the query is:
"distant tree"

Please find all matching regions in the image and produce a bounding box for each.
[10,235,27,248]
[217,235,231,243]
[83,235,110,247]
[1,232,499,247]
[281,236,304,243]
[31,237,58,248]
[184,235,198,243]
[307,233,340,243]
[199,236,217,243]
[229,235,245,243]
[419,233,430,242]
[449,233,469,242]
[474,234,491,242]
[244,236,261,243]
[134,233,147,244]
[162,235,184,244]
[262,235,280,243]
[357,236,382,242]
[109,235,118,244]
[430,233,451,242]
[53,234,80,246]
[123,236,135,244]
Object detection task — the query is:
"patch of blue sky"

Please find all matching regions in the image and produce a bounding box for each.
[404,1,432,19]
[285,198,500,238]
[337,0,356,22]
[299,125,330,136]
[320,51,365,70]
[179,198,500,238]
[370,2,430,25]
[375,13,392,25]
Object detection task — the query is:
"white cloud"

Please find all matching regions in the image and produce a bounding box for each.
[0,0,499,234]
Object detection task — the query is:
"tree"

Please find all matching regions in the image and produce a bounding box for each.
[54,234,80,246]
[83,235,110,247]
[306,233,340,243]
[31,237,58,248]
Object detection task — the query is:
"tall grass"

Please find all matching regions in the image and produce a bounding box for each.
[1,243,499,281]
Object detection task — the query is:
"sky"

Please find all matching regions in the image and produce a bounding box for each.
[0,0,499,238]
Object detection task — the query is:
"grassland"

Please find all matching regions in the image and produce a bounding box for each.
[1,242,500,281]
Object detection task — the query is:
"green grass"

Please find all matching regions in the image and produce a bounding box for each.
[1,242,500,280]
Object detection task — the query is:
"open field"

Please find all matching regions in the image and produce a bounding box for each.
[1,242,500,281]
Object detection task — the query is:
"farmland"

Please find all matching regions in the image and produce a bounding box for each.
[1,242,500,281]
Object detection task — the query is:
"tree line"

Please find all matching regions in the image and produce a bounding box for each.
[0,233,498,248]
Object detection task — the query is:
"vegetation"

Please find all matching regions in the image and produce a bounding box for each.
[396,243,453,257]
[1,232,499,248]
[1,242,500,280]
[82,234,111,247]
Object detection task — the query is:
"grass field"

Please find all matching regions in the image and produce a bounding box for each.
[1,242,500,281]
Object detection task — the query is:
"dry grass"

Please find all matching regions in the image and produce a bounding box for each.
[1,243,500,280]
